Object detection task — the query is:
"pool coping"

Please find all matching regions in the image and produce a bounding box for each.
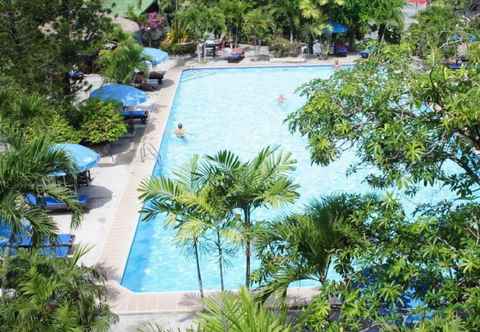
[100,60,356,314]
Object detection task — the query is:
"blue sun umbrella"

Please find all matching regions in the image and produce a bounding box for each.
[52,143,100,176]
[90,84,148,107]
[324,20,348,34]
[142,47,169,65]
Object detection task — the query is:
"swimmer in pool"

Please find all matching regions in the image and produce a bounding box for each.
[175,123,186,138]
[277,94,286,104]
[334,59,341,70]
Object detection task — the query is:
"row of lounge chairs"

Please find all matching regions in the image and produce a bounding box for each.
[26,193,89,211]
[1,232,76,258]
[125,71,166,124]
[133,70,165,92]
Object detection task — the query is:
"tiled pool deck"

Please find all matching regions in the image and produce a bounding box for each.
[97,57,358,316]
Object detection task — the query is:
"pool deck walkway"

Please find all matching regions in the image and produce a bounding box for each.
[55,56,358,330]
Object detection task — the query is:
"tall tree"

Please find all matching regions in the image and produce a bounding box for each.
[288,43,480,198]
[0,0,113,98]
[269,0,302,42]
[198,147,299,288]
[140,155,234,295]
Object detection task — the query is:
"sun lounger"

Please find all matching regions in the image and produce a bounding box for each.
[121,108,149,124]
[26,193,89,211]
[147,71,165,81]
[137,82,161,92]
[40,245,74,258]
[227,48,245,63]
[447,62,462,70]
[360,49,371,58]
[15,234,75,248]
[334,43,348,57]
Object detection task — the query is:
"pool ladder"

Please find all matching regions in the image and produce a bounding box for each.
[140,142,161,163]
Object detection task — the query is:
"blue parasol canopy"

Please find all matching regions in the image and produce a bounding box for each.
[325,20,348,34]
[142,47,169,65]
[90,84,148,107]
[52,143,100,176]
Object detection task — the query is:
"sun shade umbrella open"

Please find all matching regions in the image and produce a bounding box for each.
[90,83,148,107]
[51,143,100,177]
[142,47,169,65]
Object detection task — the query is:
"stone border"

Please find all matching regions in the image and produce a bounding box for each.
[101,60,357,314]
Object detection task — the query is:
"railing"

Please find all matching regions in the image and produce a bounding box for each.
[140,141,160,163]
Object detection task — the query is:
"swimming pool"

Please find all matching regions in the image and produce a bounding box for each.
[121,66,453,292]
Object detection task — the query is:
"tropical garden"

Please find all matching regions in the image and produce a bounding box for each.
[127,0,406,54]
[0,0,480,331]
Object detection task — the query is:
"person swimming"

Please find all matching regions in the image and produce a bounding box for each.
[277,94,286,104]
[334,59,341,70]
[175,123,186,138]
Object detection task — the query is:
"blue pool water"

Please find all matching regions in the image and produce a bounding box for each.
[121,66,454,292]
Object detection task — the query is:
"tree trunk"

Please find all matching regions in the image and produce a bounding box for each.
[289,17,294,43]
[193,240,204,298]
[216,228,225,292]
[378,24,386,42]
[63,72,71,96]
[243,208,251,289]
[1,233,16,294]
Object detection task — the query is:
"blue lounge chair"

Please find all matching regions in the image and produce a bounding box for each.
[227,48,245,63]
[360,49,371,59]
[121,108,149,124]
[26,193,89,211]
[40,245,73,258]
[447,62,462,70]
[15,234,75,248]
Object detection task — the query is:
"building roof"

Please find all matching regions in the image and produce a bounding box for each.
[103,0,157,17]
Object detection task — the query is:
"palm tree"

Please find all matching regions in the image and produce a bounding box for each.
[269,0,301,42]
[254,194,376,301]
[0,131,82,248]
[98,37,148,84]
[197,287,291,332]
[0,131,83,293]
[139,155,234,296]
[197,146,299,289]
[0,247,118,331]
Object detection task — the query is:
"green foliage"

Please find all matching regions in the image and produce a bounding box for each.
[0,0,113,98]
[99,37,148,84]
[270,36,302,57]
[78,99,127,144]
[0,132,82,245]
[0,88,81,144]
[288,43,480,198]
[25,112,82,144]
[407,4,464,58]
[175,3,226,41]
[244,8,273,44]
[162,42,196,55]
[197,288,292,332]
[0,249,118,331]
[139,155,236,296]
[254,194,380,300]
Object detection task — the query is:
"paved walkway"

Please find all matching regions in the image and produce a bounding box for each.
[54,56,359,331]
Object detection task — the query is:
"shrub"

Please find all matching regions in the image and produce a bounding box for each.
[161,40,196,55]
[0,250,118,331]
[269,36,302,57]
[78,99,127,144]
[98,37,148,83]
[25,112,82,144]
